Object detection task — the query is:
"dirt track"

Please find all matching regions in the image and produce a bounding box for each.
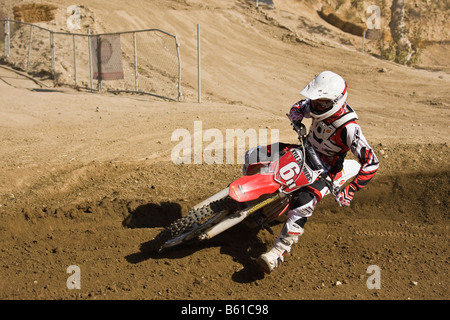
[0,0,449,301]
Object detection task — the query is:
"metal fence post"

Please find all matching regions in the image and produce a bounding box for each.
[50,31,55,77]
[97,35,102,91]
[4,18,10,59]
[133,31,138,91]
[27,25,33,72]
[88,29,93,90]
[73,34,77,85]
[175,36,181,101]
[362,30,366,54]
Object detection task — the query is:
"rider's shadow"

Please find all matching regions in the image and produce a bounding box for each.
[215,224,269,282]
[123,201,270,282]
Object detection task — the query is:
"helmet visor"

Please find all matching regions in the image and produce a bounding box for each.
[310,99,333,114]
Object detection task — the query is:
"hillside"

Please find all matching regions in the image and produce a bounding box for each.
[0,0,448,302]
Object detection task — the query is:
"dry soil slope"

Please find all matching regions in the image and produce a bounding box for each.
[0,0,448,301]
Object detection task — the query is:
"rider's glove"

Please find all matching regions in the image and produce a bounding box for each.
[336,184,356,207]
[289,106,301,121]
[296,122,306,136]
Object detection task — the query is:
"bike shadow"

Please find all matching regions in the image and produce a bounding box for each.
[122,201,182,229]
[123,201,273,283]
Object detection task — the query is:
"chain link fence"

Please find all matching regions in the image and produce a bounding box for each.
[0,19,181,101]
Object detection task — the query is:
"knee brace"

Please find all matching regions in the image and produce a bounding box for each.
[281,218,304,237]
[274,218,305,253]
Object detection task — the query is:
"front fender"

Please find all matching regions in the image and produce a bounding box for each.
[229,174,280,202]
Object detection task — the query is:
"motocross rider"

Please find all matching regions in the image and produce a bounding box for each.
[256,71,379,274]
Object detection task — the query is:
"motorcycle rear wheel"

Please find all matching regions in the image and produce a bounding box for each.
[149,196,238,253]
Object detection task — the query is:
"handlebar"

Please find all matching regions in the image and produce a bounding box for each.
[286,113,323,171]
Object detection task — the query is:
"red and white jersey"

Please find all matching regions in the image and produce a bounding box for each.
[289,99,379,191]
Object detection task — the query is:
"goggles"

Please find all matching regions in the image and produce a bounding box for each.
[310,99,333,112]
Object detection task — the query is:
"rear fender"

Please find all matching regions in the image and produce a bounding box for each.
[229,174,280,202]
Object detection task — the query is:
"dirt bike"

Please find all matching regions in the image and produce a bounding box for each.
[149,116,360,253]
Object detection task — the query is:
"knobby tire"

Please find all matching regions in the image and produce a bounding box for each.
[150,196,239,253]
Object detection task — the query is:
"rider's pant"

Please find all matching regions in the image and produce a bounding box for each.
[287,178,330,228]
[259,179,331,272]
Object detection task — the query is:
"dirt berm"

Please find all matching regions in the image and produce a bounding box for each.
[0,0,448,302]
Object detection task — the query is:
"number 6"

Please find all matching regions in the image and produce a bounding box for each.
[280,162,300,180]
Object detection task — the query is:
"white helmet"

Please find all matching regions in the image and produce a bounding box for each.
[300,71,348,121]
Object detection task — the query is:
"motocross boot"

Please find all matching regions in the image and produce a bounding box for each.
[256,218,304,274]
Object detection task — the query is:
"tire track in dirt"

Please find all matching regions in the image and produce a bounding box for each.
[354,229,439,239]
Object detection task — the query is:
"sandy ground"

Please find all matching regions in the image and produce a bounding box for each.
[0,0,449,302]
